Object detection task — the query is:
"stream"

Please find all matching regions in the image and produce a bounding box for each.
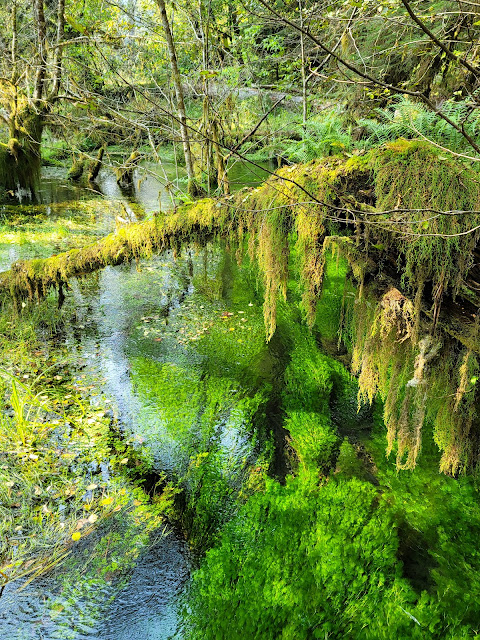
[0,158,275,639]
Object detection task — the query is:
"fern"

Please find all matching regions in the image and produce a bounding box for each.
[242,108,353,163]
[358,96,480,155]
[243,98,480,164]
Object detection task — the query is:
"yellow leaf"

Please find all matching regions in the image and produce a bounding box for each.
[100,496,113,506]
[71,532,81,542]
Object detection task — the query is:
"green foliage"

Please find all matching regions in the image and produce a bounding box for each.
[184,474,428,640]
[359,97,480,155]
[244,108,353,163]
[335,439,368,480]
[284,115,353,162]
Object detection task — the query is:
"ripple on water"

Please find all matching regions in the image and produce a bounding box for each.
[0,531,189,640]
[96,533,189,640]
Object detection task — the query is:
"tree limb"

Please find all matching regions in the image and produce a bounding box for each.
[400,0,479,80]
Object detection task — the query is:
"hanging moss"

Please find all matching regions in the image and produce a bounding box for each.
[3,140,480,473]
[348,283,480,474]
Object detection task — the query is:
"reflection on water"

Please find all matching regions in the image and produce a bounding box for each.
[0,531,188,640]
[97,534,189,640]
[67,251,255,474]
[0,159,273,639]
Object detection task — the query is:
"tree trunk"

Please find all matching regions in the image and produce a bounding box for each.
[1,109,43,196]
[33,0,47,102]
[298,0,308,132]
[155,0,199,196]
[50,0,66,99]
[211,120,229,194]
[1,0,66,197]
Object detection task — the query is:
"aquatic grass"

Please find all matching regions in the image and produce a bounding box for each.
[0,364,170,593]
[183,326,425,639]
[183,306,480,640]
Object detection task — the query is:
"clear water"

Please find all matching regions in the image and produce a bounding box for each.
[0,158,273,639]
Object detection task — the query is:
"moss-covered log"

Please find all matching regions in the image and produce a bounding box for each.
[0,198,228,303]
[3,139,480,474]
[3,139,480,310]
[67,155,86,181]
[87,146,105,182]
[3,140,480,342]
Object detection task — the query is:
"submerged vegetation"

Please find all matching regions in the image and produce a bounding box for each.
[0,301,171,600]
[3,140,480,476]
[3,0,480,637]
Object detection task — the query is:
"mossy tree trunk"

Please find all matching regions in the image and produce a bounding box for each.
[0,0,65,197]
[1,108,44,196]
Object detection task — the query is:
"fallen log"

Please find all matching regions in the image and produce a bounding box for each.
[0,198,228,303]
[2,142,480,356]
[87,146,105,182]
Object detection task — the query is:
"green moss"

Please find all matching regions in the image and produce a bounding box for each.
[3,142,480,474]
[373,139,480,298]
